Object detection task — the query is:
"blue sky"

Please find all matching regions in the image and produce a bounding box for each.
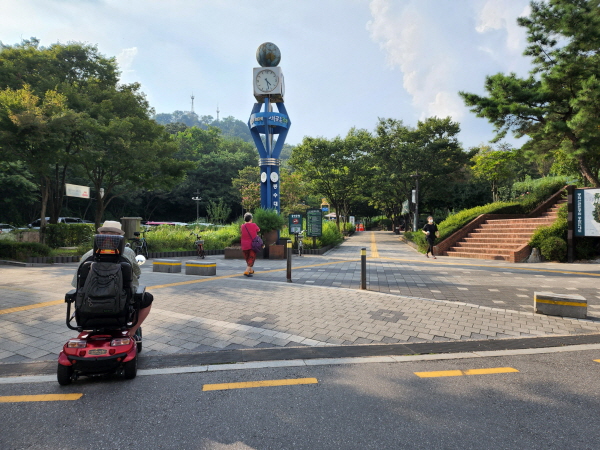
[1,0,533,149]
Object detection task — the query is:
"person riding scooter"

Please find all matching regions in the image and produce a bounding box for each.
[73,220,153,339]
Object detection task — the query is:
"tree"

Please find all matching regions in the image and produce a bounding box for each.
[0,84,76,233]
[368,117,467,229]
[206,198,231,224]
[470,144,523,202]
[232,166,260,213]
[290,128,372,231]
[76,82,191,227]
[0,39,121,228]
[460,0,600,187]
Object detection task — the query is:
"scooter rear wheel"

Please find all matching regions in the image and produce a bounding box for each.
[57,363,74,386]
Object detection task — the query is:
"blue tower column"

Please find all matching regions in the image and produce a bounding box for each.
[248,98,291,214]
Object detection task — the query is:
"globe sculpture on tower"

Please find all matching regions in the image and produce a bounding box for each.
[248,43,291,214]
[256,42,281,67]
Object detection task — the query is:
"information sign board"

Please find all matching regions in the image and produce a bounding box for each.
[65,183,90,199]
[575,188,600,237]
[289,214,303,234]
[306,209,322,237]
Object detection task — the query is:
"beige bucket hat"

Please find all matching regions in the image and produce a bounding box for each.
[97,220,125,235]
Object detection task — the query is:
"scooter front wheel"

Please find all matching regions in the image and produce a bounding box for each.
[123,355,137,380]
[57,363,74,386]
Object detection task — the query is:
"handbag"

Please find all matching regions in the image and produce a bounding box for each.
[244,224,263,252]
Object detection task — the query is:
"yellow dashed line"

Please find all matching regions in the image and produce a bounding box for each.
[415,367,519,378]
[370,232,379,258]
[0,299,63,316]
[0,393,83,403]
[202,377,318,391]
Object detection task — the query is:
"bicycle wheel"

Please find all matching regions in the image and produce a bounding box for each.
[142,242,149,259]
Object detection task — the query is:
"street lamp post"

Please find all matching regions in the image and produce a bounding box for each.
[411,172,421,232]
[192,190,202,223]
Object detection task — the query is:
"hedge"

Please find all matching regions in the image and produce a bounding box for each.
[45,224,95,248]
[0,241,52,261]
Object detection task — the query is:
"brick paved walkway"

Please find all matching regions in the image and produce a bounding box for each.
[1,231,599,364]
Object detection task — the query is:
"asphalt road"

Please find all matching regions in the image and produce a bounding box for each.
[1,349,599,450]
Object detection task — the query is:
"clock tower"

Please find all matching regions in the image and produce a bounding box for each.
[248,42,291,214]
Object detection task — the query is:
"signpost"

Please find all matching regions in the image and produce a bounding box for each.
[306,209,322,249]
[289,214,302,234]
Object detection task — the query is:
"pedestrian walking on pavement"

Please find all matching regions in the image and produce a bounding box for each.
[241,212,260,277]
[422,216,439,259]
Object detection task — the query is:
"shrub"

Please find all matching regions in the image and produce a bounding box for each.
[45,224,95,248]
[253,208,285,233]
[529,203,568,249]
[576,237,600,260]
[144,224,240,252]
[540,236,567,262]
[0,241,52,261]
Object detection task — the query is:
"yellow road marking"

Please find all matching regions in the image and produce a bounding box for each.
[0,299,63,316]
[535,299,587,307]
[186,263,217,267]
[0,393,83,403]
[415,367,519,378]
[202,377,318,391]
[152,262,181,266]
[370,232,379,258]
[594,360,600,363]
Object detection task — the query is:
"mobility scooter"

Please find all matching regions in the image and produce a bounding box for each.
[57,234,145,385]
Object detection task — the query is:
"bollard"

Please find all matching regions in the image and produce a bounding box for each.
[286,240,292,283]
[360,247,366,290]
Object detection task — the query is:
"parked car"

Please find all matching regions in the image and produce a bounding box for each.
[0,223,17,234]
[28,217,90,229]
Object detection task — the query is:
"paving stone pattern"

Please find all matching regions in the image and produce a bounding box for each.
[1,231,600,364]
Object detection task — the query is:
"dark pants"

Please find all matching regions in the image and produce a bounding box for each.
[426,239,435,255]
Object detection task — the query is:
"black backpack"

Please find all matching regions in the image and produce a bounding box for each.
[75,235,133,328]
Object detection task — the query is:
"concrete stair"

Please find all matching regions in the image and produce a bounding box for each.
[445,201,565,262]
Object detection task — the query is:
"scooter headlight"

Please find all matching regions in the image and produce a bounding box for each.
[111,338,132,346]
[67,339,87,348]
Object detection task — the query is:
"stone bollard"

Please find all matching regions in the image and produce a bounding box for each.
[185,261,217,276]
[534,292,587,319]
[152,259,182,273]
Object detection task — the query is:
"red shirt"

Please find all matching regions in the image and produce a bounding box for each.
[240,222,260,251]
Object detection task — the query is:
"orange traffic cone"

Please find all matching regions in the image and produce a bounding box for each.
[359,223,364,231]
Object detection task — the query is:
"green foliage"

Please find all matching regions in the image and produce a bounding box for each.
[141,224,240,252]
[0,240,52,261]
[512,176,569,199]
[529,203,568,250]
[575,237,599,260]
[253,208,285,233]
[45,223,95,248]
[460,0,600,187]
[540,236,567,262]
[206,198,231,225]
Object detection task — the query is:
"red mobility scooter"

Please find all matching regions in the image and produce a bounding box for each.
[57,234,145,385]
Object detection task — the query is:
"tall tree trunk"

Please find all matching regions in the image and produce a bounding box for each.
[577,155,600,187]
[38,177,50,244]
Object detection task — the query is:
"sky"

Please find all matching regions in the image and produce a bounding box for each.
[1,0,534,150]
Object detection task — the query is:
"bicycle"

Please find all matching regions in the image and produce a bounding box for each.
[190,232,205,259]
[294,230,306,257]
[128,228,150,259]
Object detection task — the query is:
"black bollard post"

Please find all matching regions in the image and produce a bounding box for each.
[287,240,292,282]
[360,247,366,290]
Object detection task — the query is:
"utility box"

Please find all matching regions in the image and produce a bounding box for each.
[120,217,142,239]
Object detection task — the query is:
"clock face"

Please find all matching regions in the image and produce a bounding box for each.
[261,172,267,183]
[256,69,279,93]
[270,172,279,183]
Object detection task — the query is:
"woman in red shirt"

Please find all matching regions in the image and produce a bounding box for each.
[240,212,260,277]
